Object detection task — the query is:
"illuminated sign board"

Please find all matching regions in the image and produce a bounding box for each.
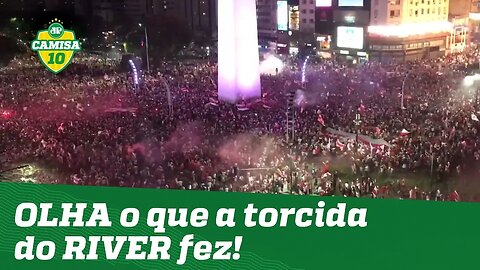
[316,0,332,6]
[337,26,364,50]
[338,0,364,7]
[345,15,356,23]
[277,1,288,31]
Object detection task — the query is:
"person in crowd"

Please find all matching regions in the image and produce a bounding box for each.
[1,49,479,201]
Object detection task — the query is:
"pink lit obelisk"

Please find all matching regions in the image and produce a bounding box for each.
[218,0,261,102]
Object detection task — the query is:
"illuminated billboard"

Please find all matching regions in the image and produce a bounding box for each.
[338,0,364,7]
[277,1,288,31]
[336,26,364,50]
[316,0,332,6]
[289,6,299,30]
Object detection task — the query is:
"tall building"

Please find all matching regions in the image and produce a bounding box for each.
[153,0,177,14]
[91,0,120,23]
[257,0,278,45]
[447,0,470,53]
[74,0,93,16]
[123,0,148,20]
[314,1,335,58]
[299,0,316,32]
[331,0,371,63]
[1,0,43,13]
[368,0,451,63]
[85,0,174,24]
[178,0,217,38]
[469,0,480,42]
[45,0,75,11]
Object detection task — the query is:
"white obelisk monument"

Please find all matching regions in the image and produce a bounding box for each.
[218,0,261,102]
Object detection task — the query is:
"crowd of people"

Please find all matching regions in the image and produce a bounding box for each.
[1,49,479,201]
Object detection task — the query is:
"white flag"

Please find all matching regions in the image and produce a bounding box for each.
[471,114,479,122]
[400,129,410,136]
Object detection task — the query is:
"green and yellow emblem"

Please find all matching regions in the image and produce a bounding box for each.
[31,19,81,74]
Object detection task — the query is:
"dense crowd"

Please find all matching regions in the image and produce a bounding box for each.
[1,50,479,201]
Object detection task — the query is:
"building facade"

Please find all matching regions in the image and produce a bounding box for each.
[178,0,217,38]
[332,0,371,63]
[368,0,451,63]
[299,0,316,32]
[468,0,480,42]
[447,0,471,54]
[82,0,217,38]
[314,1,335,57]
[1,0,45,13]
[257,0,278,47]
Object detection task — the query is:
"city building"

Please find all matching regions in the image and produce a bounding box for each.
[74,0,93,16]
[45,0,75,11]
[368,0,451,63]
[332,0,371,64]
[276,0,290,54]
[447,0,471,53]
[468,0,480,42]
[90,0,217,38]
[290,4,300,31]
[315,0,335,58]
[177,0,217,38]
[153,0,177,14]
[0,0,44,13]
[299,0,316,32]
[123,0,150,20]
[91,0,123,24]
[257,0,278,47]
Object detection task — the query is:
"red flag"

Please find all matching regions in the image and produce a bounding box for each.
[0,110,14,119]
[358,103,366,113]
[336,139,345,151]
[320,162,330,174]
[57,123,65,134]
[449,190,460,202]
[127,143,146,155]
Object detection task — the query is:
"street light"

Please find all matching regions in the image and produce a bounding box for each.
[401,72,410,110]
[138,23,150,73]
[158,75,173,117]
[353,113,362,153]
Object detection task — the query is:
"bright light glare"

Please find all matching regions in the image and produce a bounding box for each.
[259,54,284,76]
[128,60,139,86]
[464,74,480,87]
[368,21,453,38]
[316,0,332,7]
[302,56,309,83]
[470,13,480,21]
[277,1,288,31]
[218,0,261,102]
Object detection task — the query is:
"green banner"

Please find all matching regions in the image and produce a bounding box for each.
[0,182,477,270]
